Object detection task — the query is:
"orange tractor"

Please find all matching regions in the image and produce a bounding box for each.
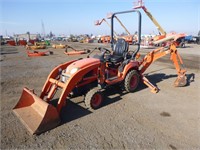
[13,10,187,135]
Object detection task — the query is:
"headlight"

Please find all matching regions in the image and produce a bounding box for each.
[70,68,79,74]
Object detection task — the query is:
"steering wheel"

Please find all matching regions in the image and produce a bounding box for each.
[98,47,111,55]
[87,47,111,58]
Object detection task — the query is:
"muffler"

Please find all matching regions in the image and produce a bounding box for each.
[13,88,60,135]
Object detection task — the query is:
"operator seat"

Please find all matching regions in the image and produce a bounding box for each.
[109,38,129,63]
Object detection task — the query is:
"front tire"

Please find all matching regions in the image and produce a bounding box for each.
[84,87,103,110]
[124,70,139,92]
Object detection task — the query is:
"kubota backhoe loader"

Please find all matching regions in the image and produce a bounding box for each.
[13,10,187,135]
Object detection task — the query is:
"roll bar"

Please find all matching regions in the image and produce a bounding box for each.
[110,10,142,59]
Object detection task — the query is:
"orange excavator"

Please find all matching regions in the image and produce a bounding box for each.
[13,10,187,135]
[133,0,186,48]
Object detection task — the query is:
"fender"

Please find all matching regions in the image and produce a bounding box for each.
[122,60,139,78]
[105,60,139,85]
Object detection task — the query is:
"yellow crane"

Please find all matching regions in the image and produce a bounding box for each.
[134,0,166,35]
[133,0,186,48]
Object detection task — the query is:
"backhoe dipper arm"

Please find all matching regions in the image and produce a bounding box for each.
[139,42,187,93]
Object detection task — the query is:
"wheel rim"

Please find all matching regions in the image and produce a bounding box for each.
[130,75,138,89]
[91,93,102,108]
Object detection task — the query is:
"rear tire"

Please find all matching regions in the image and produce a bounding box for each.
[197,38,200,45]
[124,70,139,92]
[84,87,103,110]
[180,42,185,48]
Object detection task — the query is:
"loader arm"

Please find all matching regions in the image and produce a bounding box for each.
[13,58,101,134]
[40,60,76,99]
[40,60,100,113]
[56,63,100,113]
[139,42,187,93]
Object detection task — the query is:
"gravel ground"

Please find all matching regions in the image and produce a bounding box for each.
[1,42,200,149]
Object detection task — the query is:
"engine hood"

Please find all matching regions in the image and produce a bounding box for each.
[65,58,100,75]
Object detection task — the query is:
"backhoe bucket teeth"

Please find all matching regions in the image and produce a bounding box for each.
[13,88,60,135]
[174,75,187,87]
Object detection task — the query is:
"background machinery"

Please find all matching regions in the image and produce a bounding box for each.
[133,0,186,48]
[95,18,118,43]
[107,13,137,45]
[193,30,200,44]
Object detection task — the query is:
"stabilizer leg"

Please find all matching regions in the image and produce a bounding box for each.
[142,76,159,93]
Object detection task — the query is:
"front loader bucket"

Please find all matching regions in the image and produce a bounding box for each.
[13,88,60,135]
[174,75,187,87]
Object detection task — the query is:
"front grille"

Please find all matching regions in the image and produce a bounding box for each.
[61,73,70,83]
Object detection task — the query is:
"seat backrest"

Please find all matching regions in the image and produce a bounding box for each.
[113,38,129,56]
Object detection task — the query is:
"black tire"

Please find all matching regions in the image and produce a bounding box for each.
[84,87,103,110]
[124,70,139,92]
[197,38,200,45]
[180,42,185,48]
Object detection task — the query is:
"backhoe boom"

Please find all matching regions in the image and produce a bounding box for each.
[139,42,187,93]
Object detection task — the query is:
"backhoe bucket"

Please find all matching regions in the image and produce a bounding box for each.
[13,88,60,135]
[174,75,187,87]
